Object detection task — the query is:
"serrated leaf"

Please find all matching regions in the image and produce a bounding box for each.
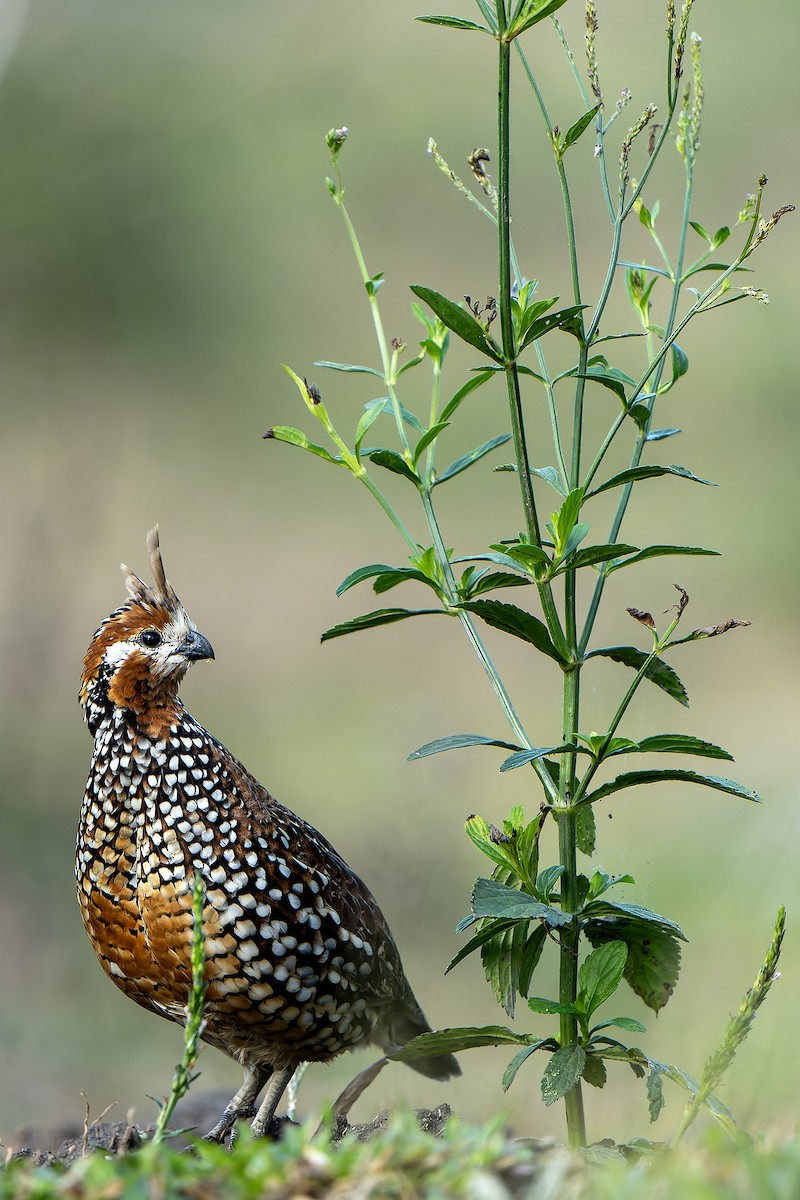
[409,733,522,761]
[591,1016,647,1034]
[411,285,504,362]
[528,997,579,1016]
[604,544,719,575]
[582,1054,608,1089]
[266,426,343,465]
[472,878,571,927]
[467,570,533,598]
[434,434,512,486]
[632,734,733,761]
[314,360,385,378]
[502,1040,550,1091]
[367,449,421,484]
[335,563,425,597]
[536,864,565,898]
[576,805,596,856]
[372,568,443,596]
[647,1066,666,1122]
[321,608,443,642]
[459,600,568,665]
[583,901,686,941]
[585,919,683,1015]
[464,815,523,874]
[446,918,517,974]
[518,925,547,997]
[388,1025,533,1064]
[415,14,491,31]
[587,645,689,706]
[578,941,628,1019]
[541,1044,586,1107]
[483,923,517,1015]
[580,769,762,809]
[560,104,601,154]
[587,464,715,499]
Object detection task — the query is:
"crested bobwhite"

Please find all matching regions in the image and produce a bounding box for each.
[76,529,458,1139]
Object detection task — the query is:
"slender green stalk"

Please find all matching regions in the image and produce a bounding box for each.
[153,873,207,1145]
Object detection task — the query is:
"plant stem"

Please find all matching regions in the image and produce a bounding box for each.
[497,7,586,1146]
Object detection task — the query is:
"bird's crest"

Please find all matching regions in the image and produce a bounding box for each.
[121,526,181,614]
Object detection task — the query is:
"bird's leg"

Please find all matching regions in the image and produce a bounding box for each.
[205,1065,271,1143]
[250,1066,295,1139]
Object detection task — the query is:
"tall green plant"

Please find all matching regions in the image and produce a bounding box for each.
[267,1,790,1148]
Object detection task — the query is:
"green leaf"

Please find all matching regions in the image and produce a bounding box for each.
[367,449,421,485]
[464,815,524,874]
[336,563,416,597]
[586,464,716,498]
[567,543,639,572]
[472,878,572,927]
[587,645,689,707]
[582,1054,608,1090]
[689,220,712,243]
[266,426,343,465]
[500,745,578,773]
[519,304,586,351]
[483,923,517,1015]
[646,426,682,442]
[313,360,385,378]
[535,864,565,898]
[372,568,443,596]
[528,997,579,1016]
[531,465,567,495]
[591,1016,647,1034]
[434,434,513,486]
[649,1060,737,1134]
[440,370,495,422]
[541,1044,586,1107]
[576,806,596,856]
[409,733,522,760]
[410,285,504,362]
[388,1025,534,1064]
[647,1066,666,1122]
[631,734,733,761]
[321,608,443,642]
[446,918,517,974]
[578,941,628,1019]
[560,104,601,154]
[354,399,389,454]
[578,365,636,404]
[518,925,547,997]
[512,0,570,36]
[502,1040,551,1092]
[580,769,762,809]
[583,901,687,941]
[604,544,719,574]
[459,600,568,665]
[413,421,450,464]
[587,918,683,1015]
[415,15,491,31]
[467,570,533,598]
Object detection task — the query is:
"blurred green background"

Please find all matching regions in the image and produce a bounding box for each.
[1,0,798,1147]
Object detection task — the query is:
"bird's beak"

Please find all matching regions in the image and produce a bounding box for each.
[181,629,215,662]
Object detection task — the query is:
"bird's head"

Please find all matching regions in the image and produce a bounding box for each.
[80,528,214,732]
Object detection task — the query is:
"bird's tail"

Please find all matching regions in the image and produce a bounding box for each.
[377,997,461,1081]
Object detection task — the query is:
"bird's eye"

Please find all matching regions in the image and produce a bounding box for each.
[139,629,162,649]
